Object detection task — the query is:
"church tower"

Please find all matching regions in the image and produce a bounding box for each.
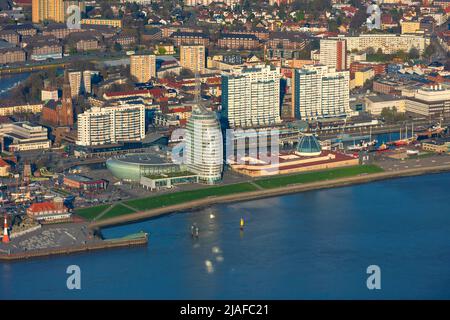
[60,71,74,127]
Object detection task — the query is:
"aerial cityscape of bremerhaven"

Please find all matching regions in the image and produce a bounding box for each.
[0,0,450,305]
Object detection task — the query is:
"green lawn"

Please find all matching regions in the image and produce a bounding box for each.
[124,182,259,211]
[253,165,384,189]
[75,204,110,220]
[78,165,384,221]
[100,204,136,220]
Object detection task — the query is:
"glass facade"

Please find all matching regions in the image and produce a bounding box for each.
[106,153,181,182]
[297,134,322,156]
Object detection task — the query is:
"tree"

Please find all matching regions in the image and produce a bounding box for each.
[157,46,166,55]
[179,68,194,78]
[350,8,366,31]
[423,44,435,58]
[408,47,420,60]
[328,20,338,33]
[380,107,406,124]
[367,47,375,55]
[114,42,123,52]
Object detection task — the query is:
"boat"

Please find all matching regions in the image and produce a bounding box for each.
[406,149,419,156]
[332,134,370,143]
[376,143,389,152]
[389,123,416,146]
[415,124,445,140]
[347,139,378,151]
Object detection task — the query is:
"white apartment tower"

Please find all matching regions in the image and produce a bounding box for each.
[76,103,145,146]
[68,71,82,98]
[68,70,93,97]
[221,65,281,128]
[292,65,350,120]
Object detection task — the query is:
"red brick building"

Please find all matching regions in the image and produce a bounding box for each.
[41,72,74,127]
[170,31,209,46]
[218,33,260,50]
[350,62,387,78]
[63,175,107,191]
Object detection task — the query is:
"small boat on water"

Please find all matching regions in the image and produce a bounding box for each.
[347,139,378,151]
[406,149,419,156]
[376,143,389,152]
[415,125,445,140]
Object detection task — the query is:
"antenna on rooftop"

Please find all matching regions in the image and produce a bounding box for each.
[194,70,201,105]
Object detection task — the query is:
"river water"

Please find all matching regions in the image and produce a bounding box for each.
[0,73,30,98]
[2,173,450,299]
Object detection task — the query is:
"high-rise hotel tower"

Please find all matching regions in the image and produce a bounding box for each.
[185,106,223,184]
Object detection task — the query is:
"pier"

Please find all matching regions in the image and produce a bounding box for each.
[0,218,148,261]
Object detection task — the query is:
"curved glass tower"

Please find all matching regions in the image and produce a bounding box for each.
[185,106,223,184]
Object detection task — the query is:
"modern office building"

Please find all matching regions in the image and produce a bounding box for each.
[406,84,450,118]
[180,45,206,74]
[319,38,347,71]
[130,54,156,83]
[76,102,145,146]
[291,65,350,120]
[221,64,281,128]
[0,122,51,152]
[185,107,223,184]
[32,0,64,23]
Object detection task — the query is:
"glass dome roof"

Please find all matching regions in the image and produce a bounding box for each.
[296,134,322,156]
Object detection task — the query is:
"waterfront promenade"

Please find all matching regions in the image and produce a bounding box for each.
[89,163,450,229]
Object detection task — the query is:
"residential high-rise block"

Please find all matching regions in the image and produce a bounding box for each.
[83,70,92,95]
[180,45,206,74]
[291,65,350,120]
[68,71,82,98]
[32,0,64,23]
[319,38,347,71]
[130,54,156,83]
[76,103,145,146]
[221,65,281,128]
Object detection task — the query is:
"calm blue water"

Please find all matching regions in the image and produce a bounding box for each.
[2,173,450,299]
[0,73,30,97]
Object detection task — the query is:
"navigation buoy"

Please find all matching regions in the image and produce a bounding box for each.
[240,218,244,230]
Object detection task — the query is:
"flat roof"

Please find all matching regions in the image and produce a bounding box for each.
[366,94,403,103]
[110,152,171,165]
